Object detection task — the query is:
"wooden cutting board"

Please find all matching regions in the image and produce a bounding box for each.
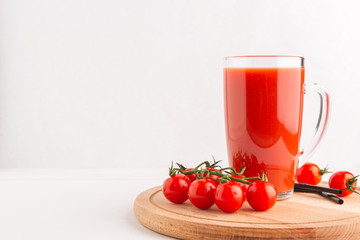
[133,185,360,240]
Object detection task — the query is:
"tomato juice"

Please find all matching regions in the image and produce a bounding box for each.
[224,68,304,194]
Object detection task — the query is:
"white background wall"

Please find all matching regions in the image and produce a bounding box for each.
[0,0,359,169]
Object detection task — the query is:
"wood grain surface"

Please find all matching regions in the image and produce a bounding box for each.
[133,184,360,240]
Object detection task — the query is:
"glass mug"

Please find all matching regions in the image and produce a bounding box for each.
[223,56,330,200]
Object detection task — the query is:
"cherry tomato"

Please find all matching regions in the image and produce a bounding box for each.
[246,181,277,211]
[230,174,246,182]
[197,168,222,184]
[296,162,328,185]
[184,168,197,182]
[230,174,248,202]
[194,167,222,184]
[208,168,222,182]
[162,174,191,204]
[214,182,243,213]
[188,178,217,209]
[329,171,358,197]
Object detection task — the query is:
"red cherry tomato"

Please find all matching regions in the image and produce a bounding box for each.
[230,174,248,202]
[214,182,243,213]
[188,178,217,209]
[246,181,277,211]
[296,162,327,185]
[230,174,246,182]
[208,168,222,182]
[184,168,197,182]
[329,171,358,197]
[162,174,191,204]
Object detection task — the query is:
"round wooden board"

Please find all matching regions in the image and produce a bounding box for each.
[134,185,360,240]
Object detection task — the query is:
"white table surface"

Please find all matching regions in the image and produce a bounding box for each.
[0,168,172,240]
[0,167,354,240]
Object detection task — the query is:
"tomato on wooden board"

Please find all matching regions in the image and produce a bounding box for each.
[196,168,222,184]
[329,171,358,197]
[183,168,197,182]
[230,174,248,202]
[296,162,330,185]
[188,178,217,209]
[246,181,277,211]
[162,174,191,204]
[214,182,243,213]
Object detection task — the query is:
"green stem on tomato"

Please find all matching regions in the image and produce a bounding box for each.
[319,165,332,176]
[169,158,264,184]
[219,166,246,175]
[179,168,259,184]
[346,175,360,195]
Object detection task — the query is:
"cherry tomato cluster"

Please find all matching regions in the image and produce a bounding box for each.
[296,162,359,197]
[162,161,277,213]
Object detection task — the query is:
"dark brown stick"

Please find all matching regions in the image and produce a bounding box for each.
[318,192,344,205]
[294,188,319,193]
[294,183,342,195]
[294,188,344,204]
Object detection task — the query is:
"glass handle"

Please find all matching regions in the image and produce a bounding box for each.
[299,83,331,162]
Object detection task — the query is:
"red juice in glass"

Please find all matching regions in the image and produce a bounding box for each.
[223,56,330,200]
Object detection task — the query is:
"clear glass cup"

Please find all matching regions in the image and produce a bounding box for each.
[223,56,330,200]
